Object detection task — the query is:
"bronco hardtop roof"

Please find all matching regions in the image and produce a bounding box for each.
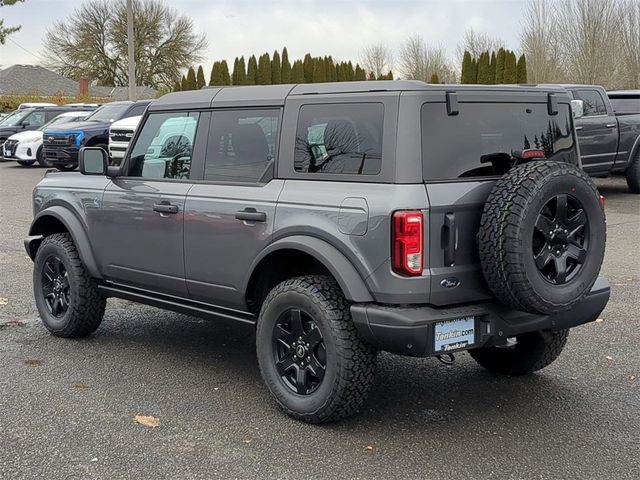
[150,81,569,111]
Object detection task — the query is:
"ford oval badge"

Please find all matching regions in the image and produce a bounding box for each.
[440,277,460,289]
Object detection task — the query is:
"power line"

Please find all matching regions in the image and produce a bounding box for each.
[7,36,44,62]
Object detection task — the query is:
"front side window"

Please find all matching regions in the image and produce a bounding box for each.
[204,109,280,183]
[24,110,46,127]
[573,90,607,116]
[127,112,199,179]
[294,103,384,175]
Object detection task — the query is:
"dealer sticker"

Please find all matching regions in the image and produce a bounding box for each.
[434,317,475,353]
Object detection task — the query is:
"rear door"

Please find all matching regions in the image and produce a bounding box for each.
[571,87,618,173]
[183,108,283,310]
[421,93,579,306]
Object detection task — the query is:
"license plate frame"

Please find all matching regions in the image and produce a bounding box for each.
[433,316,476,353]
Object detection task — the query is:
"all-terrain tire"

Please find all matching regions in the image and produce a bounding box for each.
[256,275,377,423]
[33,233,105,338]
[625,151,640,194]
[469,329,569,375]
[479,161,606,315]
[17,159,36,167]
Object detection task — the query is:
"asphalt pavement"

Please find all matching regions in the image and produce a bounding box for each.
[0,161,638,480]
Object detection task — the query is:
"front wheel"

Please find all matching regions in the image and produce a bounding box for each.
[17,160,36,167]
[256,275,377,423]
[469,329,569,376]
[33,233,105,337]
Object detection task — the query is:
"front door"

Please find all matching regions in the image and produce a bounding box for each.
[92,110,203,297]
[184,108,283,310]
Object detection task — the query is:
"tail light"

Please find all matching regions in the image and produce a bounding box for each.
[392,210,424,276]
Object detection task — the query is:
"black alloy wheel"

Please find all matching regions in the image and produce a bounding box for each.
[41,255,70,318]
[533,193,588,285]
[272,308,326,395]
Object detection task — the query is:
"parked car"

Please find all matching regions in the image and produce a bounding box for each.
[559,85,640,193]
[18,102,57,109]
[42,100,151,171]
[607,90,640,116]
[3,110,93,167]
[108,115,141,164]
[25,82,609,423]
[0,106,94,159]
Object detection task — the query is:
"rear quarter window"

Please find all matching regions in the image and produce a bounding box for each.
[421,102,578,181]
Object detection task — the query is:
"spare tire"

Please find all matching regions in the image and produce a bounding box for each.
[479,161,605,315]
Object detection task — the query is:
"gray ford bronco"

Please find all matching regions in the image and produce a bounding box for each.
[25,81,610,423]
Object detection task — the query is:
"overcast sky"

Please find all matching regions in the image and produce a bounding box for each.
[0,0,527,72]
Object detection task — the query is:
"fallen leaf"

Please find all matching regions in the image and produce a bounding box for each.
[90,458,98,462]
[242,438,252,444]
[595,318,604,323]
[629,374,637,382]
[133,415,160,428]
[605,356,613,361]
[71,383,90,389]
[24,359,42,366]
[365,445,374,451]
[0,298,8,306]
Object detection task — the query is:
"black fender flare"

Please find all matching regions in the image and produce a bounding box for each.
[245,235,374,302]
[28,206,102,279]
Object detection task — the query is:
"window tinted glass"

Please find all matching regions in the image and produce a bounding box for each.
[422,102,577,180]
[204,109,280,183]
[294,103,383,175]
[127,112,199,179]
[573,90,607,116]
[126,103,148,118]
[86,103,131,122]
[609,97,640,115]
[24,110,46,126]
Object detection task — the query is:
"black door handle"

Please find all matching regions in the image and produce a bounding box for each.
[443,213,457,266]
[153,201,179,214]
[235,208,266,223]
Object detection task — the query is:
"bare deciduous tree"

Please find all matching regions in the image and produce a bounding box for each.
[361,43,394,79]
[43,0,207,89]
[520,0,563,83]
[618,0,640,88]
[455,27,504,65]
[399,34,456,83]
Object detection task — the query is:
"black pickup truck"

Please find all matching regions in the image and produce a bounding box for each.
[561,85,640,193]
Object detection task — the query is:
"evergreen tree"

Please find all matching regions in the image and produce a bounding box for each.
[185,67,197,90]
[429,72,440,83]
[470,58,478,84]
[231,57,240,85]
[196,65,206,89]
[173,80,181,92]
[461,51,473,84]
[336,62,345,82]
[180,75,188,91]
[281,47,292,83]
[220,60,230,85]
[257,53,272,85]
[312,58,326,82]
[516,54,527,83]
[476,52,492,84]
[503,51,517,83]
[234,57,247,85]
[346,61,355,81]
[209,61,219,86]
[489,51,496,83]
[326,56,337,82]
[354,64,366,81]
[303,54,314,83]
[495,48,506,83]
[247,55,258,85]
[271,50,281,84]
[291,59,305,83]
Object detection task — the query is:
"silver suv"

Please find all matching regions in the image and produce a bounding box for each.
[25,81,610,423]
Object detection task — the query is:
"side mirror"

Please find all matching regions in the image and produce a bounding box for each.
[571,99,584,119]
[79,147,108,175]
[21,121,30,127]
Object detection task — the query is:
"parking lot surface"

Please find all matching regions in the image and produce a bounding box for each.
[1,161,638,480]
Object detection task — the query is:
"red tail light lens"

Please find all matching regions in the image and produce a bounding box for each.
[392,210,424,276]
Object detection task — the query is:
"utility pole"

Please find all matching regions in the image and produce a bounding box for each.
[127,0,136,101]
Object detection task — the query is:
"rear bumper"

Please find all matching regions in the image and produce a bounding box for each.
[351,276,610,357]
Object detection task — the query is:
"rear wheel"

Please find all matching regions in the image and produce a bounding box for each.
[256,275,377,423]
[17,159,36,167]
[33,233,105,338]
[469,330,569,375]
[625,151,640,194]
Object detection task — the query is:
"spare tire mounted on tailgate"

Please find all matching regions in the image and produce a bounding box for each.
[479,160,605,315]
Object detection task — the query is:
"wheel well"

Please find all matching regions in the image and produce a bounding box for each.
[31,215,69,237]
[246,249,333,315]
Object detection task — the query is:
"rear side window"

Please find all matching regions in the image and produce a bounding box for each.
[609,97,640,115]
[572,90,607,116]
[422,102,577,180]
[294,103,383,175]
[204,109,280,184]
